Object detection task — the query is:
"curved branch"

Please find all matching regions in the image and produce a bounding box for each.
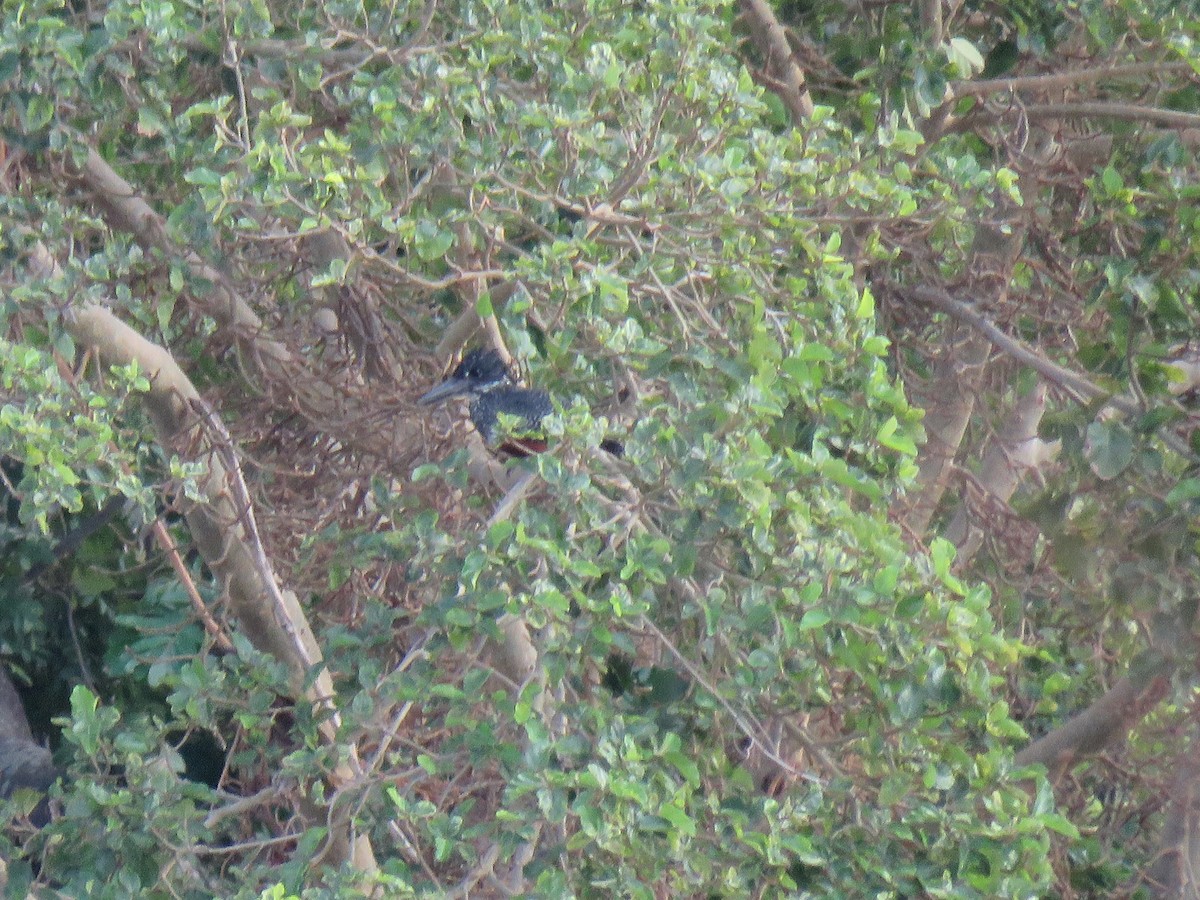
[67,144,294,370]
[1014,654,1173,778]
[25,240,377,874]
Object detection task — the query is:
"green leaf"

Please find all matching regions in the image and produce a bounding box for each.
[1084,420,1133,480]
[1101,165,1124,195]
[894,593,925,619]
[414,220,455,260]
[0,52,19,84]
[1166,478,1200,506]
[855,288,875,319]
[876,416,917,455]
[658,802,696,837]
[798,609,831,630]
[982,40,1020,78]
[664,751,700,787]
[25,95,54,130]
[1040,812,1081,839]
[947,37,985,76]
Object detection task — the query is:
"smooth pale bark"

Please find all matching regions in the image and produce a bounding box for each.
[899,322,991,538]
[26,241,377,875]
[71,146,293,369]
[944,383,1051,567]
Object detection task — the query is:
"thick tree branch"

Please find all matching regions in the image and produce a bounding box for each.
[66,143,434,468]
[25,239,377,875]
[67,144,294,370]
[1014,654,1173,778]
[1145,732,1200,897]
[899,323,990,538]
[739,0,814,124]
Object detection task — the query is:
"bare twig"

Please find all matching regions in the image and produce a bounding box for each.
[486,470,537,529]
[639,614,820,784]
[153,519,237,655]
[186,398,325,679]
[203,784,283,829]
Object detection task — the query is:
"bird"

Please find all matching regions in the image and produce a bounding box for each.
[419,348,626,458]
[418,348,554,457]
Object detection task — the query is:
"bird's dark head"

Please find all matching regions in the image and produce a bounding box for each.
[418,348,513,406]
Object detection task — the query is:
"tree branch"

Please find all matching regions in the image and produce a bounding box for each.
[896,215,1024,539]
[24,239,378,875]
[952,61,1195,99]
[739,0,814,124]
[67,143,294,370]
[898,322,990,537]
[1145,731,1200,897]
[1014,654,1173,778]
[944,382,1051,568]
[1024,102,1200,129]
[908,285,1195,460]
[920,0,943,46]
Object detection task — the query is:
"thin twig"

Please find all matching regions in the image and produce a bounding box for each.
[153,518,237,654]
[639,615,820,783]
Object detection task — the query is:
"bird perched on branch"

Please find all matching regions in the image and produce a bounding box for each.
[418,348,554,457]
[418,348,625,458]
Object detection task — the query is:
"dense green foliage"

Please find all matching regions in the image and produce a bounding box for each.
[2,0,1199,896]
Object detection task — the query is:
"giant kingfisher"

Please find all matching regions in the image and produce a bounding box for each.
[417,348,623,457]
[418,348,554,457]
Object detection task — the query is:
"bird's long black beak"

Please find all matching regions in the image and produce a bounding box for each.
[417,376,471,406]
